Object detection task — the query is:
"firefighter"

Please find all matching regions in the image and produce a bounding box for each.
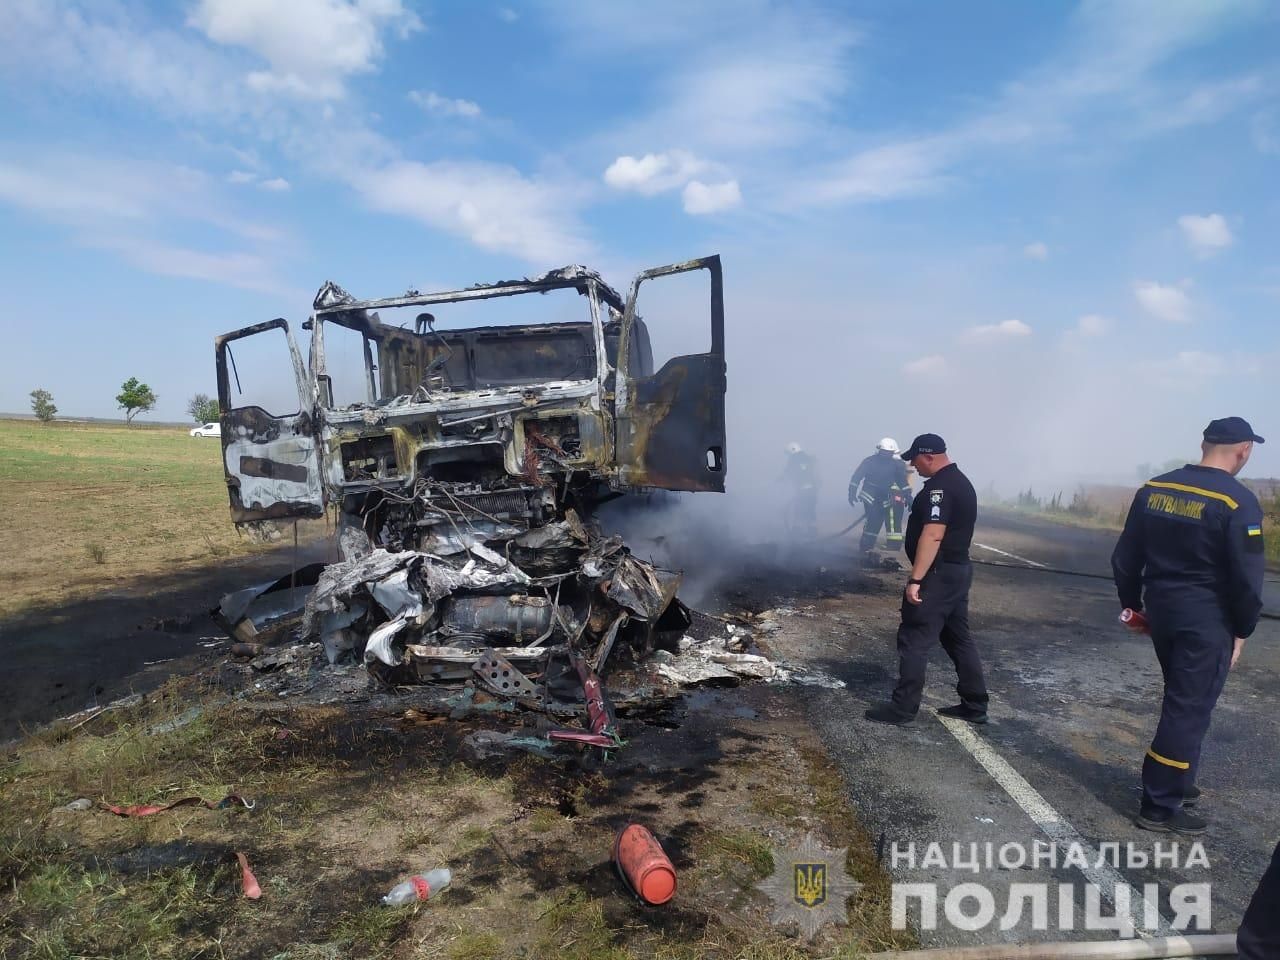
[781,442,819,539]
[1111,417,1266,835]
[849,438,913,555]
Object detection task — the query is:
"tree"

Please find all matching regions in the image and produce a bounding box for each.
[116,377,158,423]
[187,393,220,425]
[29,388,57,422]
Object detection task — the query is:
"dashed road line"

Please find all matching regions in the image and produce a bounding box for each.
[935,711,1174,937]
[973,542,1048,568]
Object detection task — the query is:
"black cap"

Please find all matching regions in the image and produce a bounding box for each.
[1203,417,1264,445]
[900,433,947,460]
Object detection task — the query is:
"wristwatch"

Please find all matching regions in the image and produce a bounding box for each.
[908,578,924,585]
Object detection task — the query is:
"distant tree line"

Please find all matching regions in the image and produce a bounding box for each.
[27,381,220,426]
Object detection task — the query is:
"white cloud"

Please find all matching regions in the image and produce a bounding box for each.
[681,179,742,215]
[87,234,294,296]
[190,0,422,99]
[903,355,946,376]
[352,160,587,263]
[964,319,1032,340]
[1023,241,1049,261]
[498,7,519,22]
[1136,75,1264,135]
[785,139,950,206]
[227,169,257,184]
[787,2,1267,210]
[1134,280,1193,323]
[1177,213,1233,257]
[603,151,708,195]
[1146,350,1226,381]
[408,90,482,118]
[259,177,291,192]
[1074,314,1109,337]
[580,3,859,159]
[1,1,251,119]
[0,153,292,292]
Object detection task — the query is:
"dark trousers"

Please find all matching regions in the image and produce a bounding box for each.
[1142,616,1232,813]
[891,561,989,717]
[1239,841,1280,959]
[860,499,888,553]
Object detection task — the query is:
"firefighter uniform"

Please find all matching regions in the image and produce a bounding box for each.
[1111,422,1266,827]
[849,450,913,553]
[888,442,988,719]
[782,446,819,539]
[1238,841,1280,960]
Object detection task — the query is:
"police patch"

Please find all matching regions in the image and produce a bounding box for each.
[930,491,944,504]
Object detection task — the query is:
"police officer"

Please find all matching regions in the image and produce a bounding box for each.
[865,434,990,725]
[1111,416,1266,834]
[848,438,914,556]
[1238,841,1280,958]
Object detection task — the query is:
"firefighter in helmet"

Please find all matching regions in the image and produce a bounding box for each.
[849,437,913,555]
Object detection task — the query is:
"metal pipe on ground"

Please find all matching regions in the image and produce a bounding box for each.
[864,933,1237,960]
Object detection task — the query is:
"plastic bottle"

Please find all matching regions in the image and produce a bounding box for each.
[382,868,451,906]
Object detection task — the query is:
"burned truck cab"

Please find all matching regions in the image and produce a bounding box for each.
[214,257,726,556]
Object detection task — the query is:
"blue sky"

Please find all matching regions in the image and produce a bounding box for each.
[1,0,1277,489]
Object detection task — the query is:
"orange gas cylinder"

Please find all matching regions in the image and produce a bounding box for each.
[614,823,677,905]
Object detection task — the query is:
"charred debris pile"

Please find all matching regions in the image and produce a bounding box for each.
[213,510,815,754]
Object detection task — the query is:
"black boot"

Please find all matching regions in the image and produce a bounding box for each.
[865,703,915,726]
[1135,806,1208,835]
[937,703,989,724]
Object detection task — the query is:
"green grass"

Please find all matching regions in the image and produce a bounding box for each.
[0,676,903,959]
[0,418,324,617]
[700,829,775,880]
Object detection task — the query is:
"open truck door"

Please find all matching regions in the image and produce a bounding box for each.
[215,319,326,524]
[615,255,726,492]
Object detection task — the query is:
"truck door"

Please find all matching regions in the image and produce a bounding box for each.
[614,255,726,492]
[215,318,326,524]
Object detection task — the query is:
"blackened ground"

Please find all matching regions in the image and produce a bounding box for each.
[0,541,332,740]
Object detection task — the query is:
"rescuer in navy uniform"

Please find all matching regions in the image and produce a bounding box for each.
[1111,416,1266,835]
[865,434,989,725]
[1238,841,1280,959]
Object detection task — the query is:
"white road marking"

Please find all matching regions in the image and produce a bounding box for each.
[973,542,1048,568]
[936,712,1174,937]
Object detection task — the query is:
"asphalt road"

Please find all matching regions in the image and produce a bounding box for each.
[761,509,1280,948]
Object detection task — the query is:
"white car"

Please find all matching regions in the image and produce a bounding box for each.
[190,422,221,438]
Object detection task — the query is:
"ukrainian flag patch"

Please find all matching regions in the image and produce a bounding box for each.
[1248,524,1263,536]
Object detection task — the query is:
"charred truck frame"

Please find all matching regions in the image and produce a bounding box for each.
[212,257,726,749]
[215,256,724,543]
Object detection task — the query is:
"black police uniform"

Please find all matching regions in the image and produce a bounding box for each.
[891,461,989,717]
[1111,452,1265,818]
[1238,841,1280,959]
[849,451,912,553]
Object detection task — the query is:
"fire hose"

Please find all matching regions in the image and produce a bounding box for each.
[969,558,1280,622]
[864,933,1237,959]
